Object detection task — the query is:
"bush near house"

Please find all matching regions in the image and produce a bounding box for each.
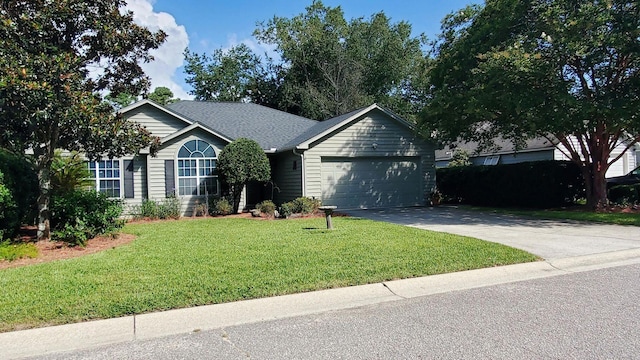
[608,184,640,206]
[50,190,124,246]
[0,150,38,239]
[131,197,181,220]
[279,197,322,218]
[436,161,584,208]
[256,200,277,217]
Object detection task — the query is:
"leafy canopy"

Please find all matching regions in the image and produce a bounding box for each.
[420,0,640,207]
[217,138,271,213]
[0,0,165,238]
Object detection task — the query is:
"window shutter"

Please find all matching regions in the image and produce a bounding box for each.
[165,160,175,197]
[123,159,134,199]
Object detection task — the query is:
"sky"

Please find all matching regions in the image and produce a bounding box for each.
[124,0,480,100]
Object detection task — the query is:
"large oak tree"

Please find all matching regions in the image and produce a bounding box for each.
[0,0,166,239]
[420,0,640,208]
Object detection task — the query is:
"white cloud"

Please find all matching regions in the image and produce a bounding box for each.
[222,33,280,62]
[125,0,192,100]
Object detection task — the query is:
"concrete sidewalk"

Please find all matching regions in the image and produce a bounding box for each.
[3,247,640,359]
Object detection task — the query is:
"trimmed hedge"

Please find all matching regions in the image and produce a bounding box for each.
[608,184,640,205]
[436,161,584,208]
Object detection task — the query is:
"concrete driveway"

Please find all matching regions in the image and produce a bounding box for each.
[345,206,640,260]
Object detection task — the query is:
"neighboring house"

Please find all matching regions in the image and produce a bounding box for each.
[435,137,639,178]
[100,100,435,215]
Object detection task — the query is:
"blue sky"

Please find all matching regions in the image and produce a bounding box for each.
[126,0,480,99]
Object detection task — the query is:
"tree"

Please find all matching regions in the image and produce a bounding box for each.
[0,0,165,239]
[184,44,263,102]
[419,0,640,209]
[254,1,426,120]
[217,138,271,213]
[105,92,137,110]
[448,149,471,167]
[147,86,179,105]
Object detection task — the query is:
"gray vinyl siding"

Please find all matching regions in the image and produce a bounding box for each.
[303,109,436,206]
[126,104,189,138]
[148,128,228,215]
[271,152,303,205]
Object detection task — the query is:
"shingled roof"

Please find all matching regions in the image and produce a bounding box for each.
[166,101,318,151]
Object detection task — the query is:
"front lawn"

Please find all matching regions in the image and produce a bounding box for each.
[471,206,640,226]
[0,217,537,332]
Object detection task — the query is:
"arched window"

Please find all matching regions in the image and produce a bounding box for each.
[177,139,218,196]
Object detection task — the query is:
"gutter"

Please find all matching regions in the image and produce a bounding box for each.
[293,148,306,197]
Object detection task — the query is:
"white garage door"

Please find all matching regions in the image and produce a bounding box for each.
[321,157,422,209]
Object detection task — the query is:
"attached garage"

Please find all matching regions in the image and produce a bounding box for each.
[321,157,422,209]
[286,104,436,209]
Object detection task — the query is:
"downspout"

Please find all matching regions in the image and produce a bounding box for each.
[293,148,306,197]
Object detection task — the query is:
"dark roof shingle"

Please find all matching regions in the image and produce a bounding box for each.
[166,101,318,150]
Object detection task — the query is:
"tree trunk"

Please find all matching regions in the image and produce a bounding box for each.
[581,162,609,210]
[231,185,243,214]
[36,161,52,240]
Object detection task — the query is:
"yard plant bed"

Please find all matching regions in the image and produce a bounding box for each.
[0,217,537,332]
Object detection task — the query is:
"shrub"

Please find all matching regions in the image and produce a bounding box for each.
[279,197,322,217]
[212,197,233,216]
[608,184,640,205]
[0,170,18,240]
[436,161,584,208]
[0,150,38,237]
[256,200,276,216]
[132,197,181,220]
[279,201,294,218]
[51,190,124,246]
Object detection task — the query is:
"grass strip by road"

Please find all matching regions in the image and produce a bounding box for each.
[469,206,640,226]
[0,217,537,332]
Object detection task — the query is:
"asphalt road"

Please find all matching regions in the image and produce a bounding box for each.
[27,263,640,360]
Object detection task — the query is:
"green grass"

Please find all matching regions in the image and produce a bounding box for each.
[469,206,640,226]
[0,217,537,332]
[0,241,38,261]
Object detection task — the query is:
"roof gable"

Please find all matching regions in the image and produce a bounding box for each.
[280,104,416,151]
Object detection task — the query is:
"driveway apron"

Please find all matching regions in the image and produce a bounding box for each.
[345,207,640,260]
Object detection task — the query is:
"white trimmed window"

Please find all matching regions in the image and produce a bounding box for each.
[483,155,500,166]
[177,139,218,196]
[88,159,122,197]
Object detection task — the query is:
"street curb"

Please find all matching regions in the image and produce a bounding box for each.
[2,248,640,359]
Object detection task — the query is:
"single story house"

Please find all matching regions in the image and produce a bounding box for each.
[435,137,639,177]
[95,100,436,215]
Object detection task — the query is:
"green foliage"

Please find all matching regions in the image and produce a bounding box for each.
[256,200,277,216]
[254,1,426,120]
[448,149,471,167]
[608,185,640,205]
[146,86,178,105]
[280,197,322,217]
[217,138,271,213]
[132,197,181,220]
[211,197,233,216]
[50,151,92,196]
[420,0,640,208]
[437,161,584,208]
[0,150,38,238]
[184,44,264,102]
[105,92,137,109]
[50,190,124,246]
[0,217,537,332]
[0,241,38,261]
[0,170,16,240]
[0,0,165,239]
